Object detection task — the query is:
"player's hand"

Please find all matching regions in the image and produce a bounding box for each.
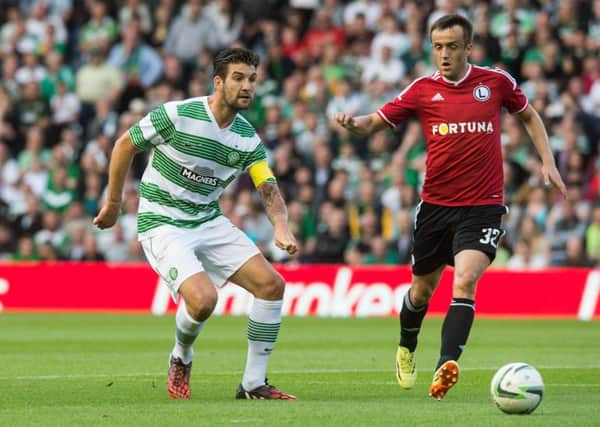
[542,163,567,198]
[93,201,121,229]
[334,113,357,130]
[274,224,298,255]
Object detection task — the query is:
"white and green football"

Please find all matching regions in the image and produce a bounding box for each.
[490,362,544,414]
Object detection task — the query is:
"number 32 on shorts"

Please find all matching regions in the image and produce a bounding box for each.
[480,227,501,248]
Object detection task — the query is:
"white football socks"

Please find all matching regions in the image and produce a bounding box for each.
[172,299,205,365]
[242,298,283,391]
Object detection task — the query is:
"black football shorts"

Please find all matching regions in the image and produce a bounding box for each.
[411,201,508,276]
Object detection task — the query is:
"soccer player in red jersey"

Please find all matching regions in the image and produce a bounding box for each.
[335,14,567,400]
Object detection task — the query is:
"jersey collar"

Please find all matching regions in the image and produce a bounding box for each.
[440,63,472,86]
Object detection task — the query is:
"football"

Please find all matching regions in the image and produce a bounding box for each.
[490,363,544,414]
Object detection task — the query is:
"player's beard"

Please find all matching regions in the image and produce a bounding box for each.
[222,87,253,111]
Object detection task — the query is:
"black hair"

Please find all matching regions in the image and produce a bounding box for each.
[429,14,473,45]
[213,47,260,79]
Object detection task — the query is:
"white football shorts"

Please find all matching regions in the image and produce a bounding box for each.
[140,216,261,299]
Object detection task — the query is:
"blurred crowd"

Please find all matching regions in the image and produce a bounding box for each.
[0,0,599,269]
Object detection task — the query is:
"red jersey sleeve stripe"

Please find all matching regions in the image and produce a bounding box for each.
[513,100,529,114]
[377,109,396,128]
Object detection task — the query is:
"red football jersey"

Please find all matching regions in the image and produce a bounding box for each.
[378,64,528,206]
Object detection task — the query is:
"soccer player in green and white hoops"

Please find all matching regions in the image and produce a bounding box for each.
[94,48,297,401]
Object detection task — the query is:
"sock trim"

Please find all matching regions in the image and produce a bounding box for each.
[248,319,280,342]
[404,291,427,312]
[450,302,475,309]
[450,298,475,310]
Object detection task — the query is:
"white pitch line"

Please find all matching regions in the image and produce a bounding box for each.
[0,365,599,381]
[300,381,600,387]
[550,384,600,387]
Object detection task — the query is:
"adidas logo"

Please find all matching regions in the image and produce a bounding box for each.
[431,93,445,101]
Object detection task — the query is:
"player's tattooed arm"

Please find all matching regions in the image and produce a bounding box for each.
[257,182,288,226]
[257,182,298,254]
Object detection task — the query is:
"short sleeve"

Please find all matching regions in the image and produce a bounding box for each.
[128,102,177,150]
[377,80,421,128]
[496,68,528,114]
[243,140,267,171]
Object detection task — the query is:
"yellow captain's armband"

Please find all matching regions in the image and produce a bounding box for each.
[248,160,277,187]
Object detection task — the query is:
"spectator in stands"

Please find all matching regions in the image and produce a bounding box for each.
[42,165,75,213]
[0,220,16,259]
[391,208,413,265]
[80,232,105,261]
[34,209,67,257]
[313,206,349,263]
[40,50,74,101]
[344,0,381,32]
[561,237,592,267]
[243,199,275,256]
[0,142,20,192]
[15,81,50,131]
[102,223,130,262]
[118,0,152,37]
[490,0,535,41]
[79,0,118,57]
[12,235,38,261]
[587,0,600,51]
[108,19,164,90]
[204,0,245,50]
[514,215,551,267]
[1,53,21,100]
[86,97,118,140]
[372,13,410,61]
[585,206,600,262]
[150,0,176,48]
[546,198,587,265]
[17,126,51,172]
[50,80,80,126]
[15,49,47,85]
[362,44,406,86]
[165,0,218,71]
[303,9,345,61]
[310,140,334,205]
[75,47,123,125]
[507,238,547,270]
[362,235,399,265]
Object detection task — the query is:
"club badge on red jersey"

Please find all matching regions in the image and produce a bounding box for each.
[473,84,491,102]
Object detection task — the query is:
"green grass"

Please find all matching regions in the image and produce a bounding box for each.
[0,315,599,426]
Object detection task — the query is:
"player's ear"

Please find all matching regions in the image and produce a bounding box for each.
[213,75,223,91]
[465,42,473,56]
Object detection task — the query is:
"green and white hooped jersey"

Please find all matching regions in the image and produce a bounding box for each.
[128,96,266,240]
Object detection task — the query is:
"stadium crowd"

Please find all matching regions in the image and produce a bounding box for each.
[0,0,599,269]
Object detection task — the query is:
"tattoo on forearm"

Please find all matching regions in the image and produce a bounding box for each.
[258,183,287,224]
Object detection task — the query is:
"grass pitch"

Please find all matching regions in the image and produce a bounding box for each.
[0,314,598,426]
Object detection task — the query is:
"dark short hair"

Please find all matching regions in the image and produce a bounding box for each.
[429,14,473,46]
[213,47,260,79]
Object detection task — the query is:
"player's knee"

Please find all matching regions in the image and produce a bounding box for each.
[185,288,218,321]
[453,269,479,297]
[410,285,433,306]
[410,278,436,305]
[257,272,285,300]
